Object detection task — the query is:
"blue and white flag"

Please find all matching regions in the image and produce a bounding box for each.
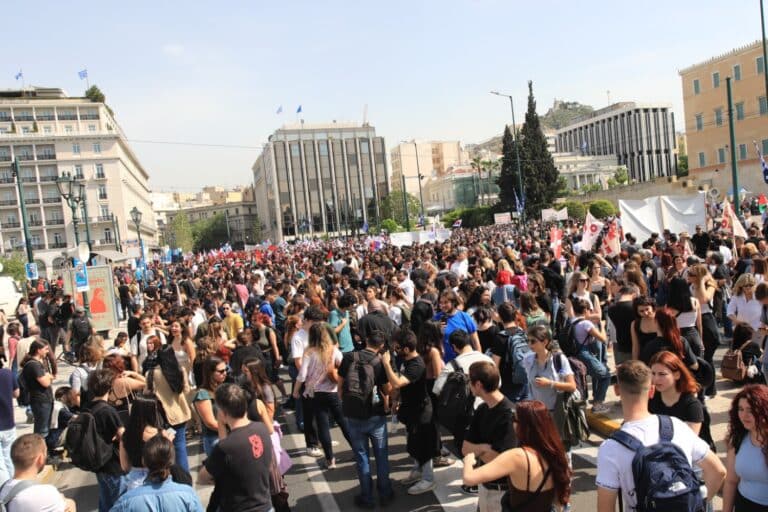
[452,219,463,228]
[754,140,768,185]
[14,70,22,81]
[296,105,302,114]
[361,221,369,233]
[276,105,283,114]
[514,190,523,214]
[78,69,88,80]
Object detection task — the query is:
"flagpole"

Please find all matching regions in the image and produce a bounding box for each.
[761,0,768,106]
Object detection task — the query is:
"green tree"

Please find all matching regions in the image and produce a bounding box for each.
[251,216,263,243]
[168,211,193,252]
[85,85,114,116]
[191,213,229,252]
[589,200,616,218]
[607,166,629,188]
[380,191,421,228]
[496,125,519,211]
[563,201,586,220]
[501,81,563,218]
[380,218,404,233]
[0,253,28,285]
[677,155,688,177]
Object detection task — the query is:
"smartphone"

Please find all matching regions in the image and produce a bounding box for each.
[164,427,176,438]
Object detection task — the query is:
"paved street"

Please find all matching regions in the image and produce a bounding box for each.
[38,343,738,511]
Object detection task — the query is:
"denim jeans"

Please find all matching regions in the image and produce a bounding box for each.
[412,458,434,482]
[31,400,53,438]
[576,345,610,403]
[0,429,16,484]
[347,415,393,505]
[172,423,189,472]
[303,391,351,460]
[96,471,122,512]
[202,431,219,457]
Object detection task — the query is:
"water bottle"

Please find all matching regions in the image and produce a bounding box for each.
[372,385,380,406]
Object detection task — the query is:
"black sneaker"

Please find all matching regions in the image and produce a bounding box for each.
[379,491,395,507]
[353,495,375,509]
[461,485,478,494]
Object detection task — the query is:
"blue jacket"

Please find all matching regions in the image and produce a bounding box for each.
[110,478,203,512]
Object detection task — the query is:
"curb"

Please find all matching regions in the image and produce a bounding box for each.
[587,411,621,437]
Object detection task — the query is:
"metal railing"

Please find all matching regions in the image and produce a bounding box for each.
[28,219,43,226]
[49,242,67,248]
[37,153,56,160]
[43,197,61,203]
[39,175,58,182]
[57,114,77,120]
[46,218,64,225]
[2,222,20,228]
[24,198,39,204]
[0,200,17,206]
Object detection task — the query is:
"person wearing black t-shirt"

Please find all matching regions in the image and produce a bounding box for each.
[606,284,639,366]
[463,360,518,509]
[381,329,439,496]
[648,351,705,441]
[199,383,273,512]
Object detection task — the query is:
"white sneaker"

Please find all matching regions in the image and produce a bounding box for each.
[408,479,436,495]
[331,440,340,447]
[591,403,611,414]
[306,446,323,458]
[400,470,422,485]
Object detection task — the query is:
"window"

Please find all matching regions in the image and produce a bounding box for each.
[759,56,765,75]
[734,64,742,81]
[736,102,745,121]
[65,126,73,133]
[93,142,101,154]
[88,125,96,132]
[698,152,706,167]
[763,139,768,156]
[95,163,104,178]
[695,113,703,131]
[72,143,80,155]
[104,228,112,242]
[99,205,109,217]
[715,108,723,126]
[53,233,62,245]
[98,184,107,199]
[43,126,52,134]
[718,148,726,164]
[760,96,768,116]
[74,165,83,179]
[739,143,747,160]
[21,127,30,134]
[693,79,700,94]
[712,72,720,88]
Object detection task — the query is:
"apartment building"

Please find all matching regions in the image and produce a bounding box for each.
[0,87,155,277]
[679,40,768,193]
[252,122,389,242]
[554,102,678,182]
[390,140,466,199]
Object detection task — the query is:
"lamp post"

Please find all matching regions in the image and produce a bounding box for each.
[10,159,34,268]
[111,213,122,252]
[79,183,93,252]
[56,171,90,313]
[400,141,426,225]
[130,206,145,289]
[490,90,524,221]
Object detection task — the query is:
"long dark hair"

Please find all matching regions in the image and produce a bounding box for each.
[515,400,572,505]
[666,277,694,312]
[156,345,185,394]
[123,396,166,468]
[201,356,224,391]
[417,320,444,359]
[143,434,175,483]
[727,384,768,468]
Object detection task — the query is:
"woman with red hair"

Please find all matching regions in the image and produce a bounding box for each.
[649,351,702,434]
[639,308,699,372]
[723,384,768,511]
[462,400,571,511]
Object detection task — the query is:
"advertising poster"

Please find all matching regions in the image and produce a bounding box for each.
[63,265,118,332]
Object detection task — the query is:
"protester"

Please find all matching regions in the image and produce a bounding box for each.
[0,357,18,484]
[20,340,54,440]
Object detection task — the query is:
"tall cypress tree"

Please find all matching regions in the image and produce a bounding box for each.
[518,80,562,218]
[496,125,519,211]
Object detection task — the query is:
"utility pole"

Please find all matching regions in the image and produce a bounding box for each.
[762,0,768,106]
[401,174,410,231]
[412,142,425,226]
[490,91,524,222]
[727,77,740,208]
[80,184,93,253]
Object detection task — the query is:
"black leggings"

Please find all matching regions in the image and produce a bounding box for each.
[735,489,768,511]
[701,312,720,396]
[302,391,351,460]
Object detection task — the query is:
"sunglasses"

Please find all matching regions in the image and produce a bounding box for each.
[579,278,589,283]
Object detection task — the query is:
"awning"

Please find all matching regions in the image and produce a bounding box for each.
[91,249,132,262]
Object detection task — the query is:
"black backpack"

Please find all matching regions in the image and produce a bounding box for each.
[499,328,530,386]
[16,372,30,407]
[557,318,589,357]
[64,402,115,472]
[71,316,91,344]
[612,415,705,512]
[341,352,377,419]
[436,359,474,435]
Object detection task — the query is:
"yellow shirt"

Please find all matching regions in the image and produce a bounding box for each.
[222,313,243,339]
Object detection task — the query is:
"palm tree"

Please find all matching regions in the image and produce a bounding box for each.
[482,159,500,206]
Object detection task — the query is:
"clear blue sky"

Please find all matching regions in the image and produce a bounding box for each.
[5,1,765,190]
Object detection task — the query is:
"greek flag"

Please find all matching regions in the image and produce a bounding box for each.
[14,70,22,80]
[276,105,283,114]
[514,190,523,214]
[78,69,88,80]
[361,221,369,233]
[296,105,302,114]
[754,141,768,185]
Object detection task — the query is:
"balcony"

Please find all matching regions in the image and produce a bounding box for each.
[97,239,115,245]
[16,154,33,161]
[14,116,34,122]
[20,177,37,183]
[24,198,39,205]
[97,194,108,200]
[80,114,99,120]
[94,173,106,179]
[0,117,10,123]
[28,219,43,226]
[30,243,45,250]
[96,215,112,222]
[46,218,64,225]
[2,221,20,228]
[0,177,13,184]
[49,242,67,249]
[0,156,10,162]
[0,200,17,206]
[39,175,58,182]
[43,197,61,204]
[36,115,55,121]
[37,153,56,160]
[57,114,77,121]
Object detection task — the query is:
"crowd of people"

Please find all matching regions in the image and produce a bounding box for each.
[0,217,766,510]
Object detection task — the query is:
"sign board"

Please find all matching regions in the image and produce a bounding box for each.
[390,229,452,247]
[73,258,89,292]
[494,212,512,225]
[24,263,38,281]
[541,207,568,222]
[618,193,707,242]
[62,265,118,332]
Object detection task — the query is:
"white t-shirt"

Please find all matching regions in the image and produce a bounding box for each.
[596,415,709,510]
[0,480,67,512]
[450,259,469,278]
[398,279,415,304]
[130,329,167,368]
[290,328,309,361]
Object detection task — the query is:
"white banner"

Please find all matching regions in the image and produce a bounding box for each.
[390,229,452,247]
[541,207,568,222]
[494,212,512,225]
[619,193,706,241]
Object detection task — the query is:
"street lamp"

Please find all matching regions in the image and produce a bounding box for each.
[55,171,90,313]
[490,90,524,221]
[130,206,144,288]
[400,141,426,226]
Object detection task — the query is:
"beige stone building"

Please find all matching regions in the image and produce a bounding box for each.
[679,40,768,195]
[0,86,155,277]
[390,140,466,199]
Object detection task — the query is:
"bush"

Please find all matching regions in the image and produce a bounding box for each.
[442,206,493,228]
[380,218,404,233]
[563,201,586,220]
[588,200,616,219]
